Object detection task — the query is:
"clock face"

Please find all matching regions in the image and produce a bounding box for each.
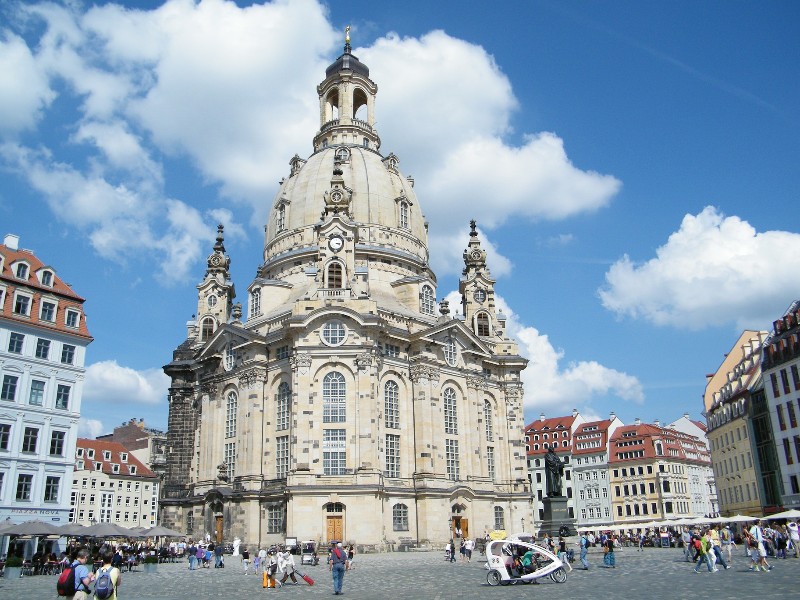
[473,289,486,303]
[210,255,222,267]
[328,235,344,252]
[330,190,343,203]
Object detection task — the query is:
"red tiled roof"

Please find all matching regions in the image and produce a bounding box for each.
[0,241,92,341]
[76,438,156,479]
[572,419,613,456]
[524,416,575,455]
[608,423,710,465]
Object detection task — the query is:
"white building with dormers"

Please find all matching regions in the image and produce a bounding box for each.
[572,414,623,528]
[0,234,92,556]
[161,36,531,549]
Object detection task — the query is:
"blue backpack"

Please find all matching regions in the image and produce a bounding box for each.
[94,567,115,599]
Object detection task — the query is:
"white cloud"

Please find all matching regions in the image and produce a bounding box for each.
[444,291,644,415]
[430,227,513,280]
[78,418,104,439]
[1,0,619,284]
[599,206,800,329]
[0,31,55,133]
[84,360,170,406]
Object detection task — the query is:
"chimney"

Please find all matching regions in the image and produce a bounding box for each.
[683,412,689,419]
[634,417,641,426]
[609,411,616,420]
[3,234,19,250]
[654,419,660,427]
[539,413,545,422]
[572,408,578,417]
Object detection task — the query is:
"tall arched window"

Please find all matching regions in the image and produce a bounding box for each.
[200,317,215,341]
[420,285,435,315]
[399,201,409,229]
[225,391,238,438]
[250,288,261,318]
[323,371,346,423]
[476,313,490,336]
[494,506,505,530]
[484,400,494,442]
[443,337,458,366]
[393,503,409,531]
[327,262,343,289]
[443,387,458,435]
[384,380,399,429]
[276,382,291,431]
[277,204,286,232]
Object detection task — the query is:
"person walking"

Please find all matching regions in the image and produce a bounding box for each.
[749,521,772,571]
[187,542,197,570]
[693,531,715,573]
[720,525,734,565]
[448,539,456,562]
[579,532,590,570]
[241,547,250,575]
[95,549,121,600]
[708,527,729,569]
[788,520,799,557]
[603,535,616,568]
[71,549,95,599]
[256,546,267,574]
[347,544,356,569]
[214,542,224,568]
[278,547,298,585]
[329,541,350,595]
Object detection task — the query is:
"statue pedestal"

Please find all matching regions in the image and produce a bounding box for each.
[538,495,575,538]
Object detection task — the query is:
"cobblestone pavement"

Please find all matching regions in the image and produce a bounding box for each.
[1,546,797,599]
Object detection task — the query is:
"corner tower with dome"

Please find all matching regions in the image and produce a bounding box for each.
[162,33,531,548]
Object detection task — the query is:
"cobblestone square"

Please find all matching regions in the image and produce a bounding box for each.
[1,546,797,599]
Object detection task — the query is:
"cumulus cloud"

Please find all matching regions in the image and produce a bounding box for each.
[444,290,644,415]
[0,31,55,133]
[78,418,104,439]
[0,1,619,284]
[599,206,800,329]
[430,227,513,280]
[85,360,170,405]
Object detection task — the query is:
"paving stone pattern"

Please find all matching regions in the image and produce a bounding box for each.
[1,546,797,599]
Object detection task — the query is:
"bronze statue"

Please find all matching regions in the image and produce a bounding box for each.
[544,447,565,497]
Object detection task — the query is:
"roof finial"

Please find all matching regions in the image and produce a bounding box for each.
[345,25,351,53]
[469,219,478,237]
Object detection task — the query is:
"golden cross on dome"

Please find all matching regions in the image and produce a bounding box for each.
[345,25,350,44]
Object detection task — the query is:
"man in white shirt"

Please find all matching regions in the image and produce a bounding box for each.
[788,521,799,558]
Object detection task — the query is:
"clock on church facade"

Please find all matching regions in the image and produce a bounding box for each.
[161,35,531,549]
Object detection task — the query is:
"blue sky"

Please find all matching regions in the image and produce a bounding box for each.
[1,0,798,437]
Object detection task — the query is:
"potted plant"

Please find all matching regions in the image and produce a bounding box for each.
[4,554,23,579]
[142,554,158,573]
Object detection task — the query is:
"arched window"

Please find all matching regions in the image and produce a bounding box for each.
[443,387,458,435]
[200,317,215,341]
[476,313,490,336]
[494,506,505,530]
[224,343,236,371]
[443,337,458,366]
[384,380,399,429]
[420,285,435,315]
[327,262,343,289]
[325,502,345,513]
[484,400,494,442]
[276,382,291,431]
[277,204,286,232]
[225,390,238,438]
[399,201,409,229]
[393,504,409,531]
[250,288,261,318]
[323,371,346,423]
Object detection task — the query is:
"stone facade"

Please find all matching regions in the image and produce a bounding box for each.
[161,39,531,550]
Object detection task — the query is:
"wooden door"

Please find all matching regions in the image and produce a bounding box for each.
[461,518,469,539]
[215,515,223,543]
[326,516,343,542]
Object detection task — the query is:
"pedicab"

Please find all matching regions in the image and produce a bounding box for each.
[484,538,567,586]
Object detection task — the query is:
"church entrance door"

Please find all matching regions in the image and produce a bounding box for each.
[326,516,343,542]
[215,515,223,543]
[452,517,468,540]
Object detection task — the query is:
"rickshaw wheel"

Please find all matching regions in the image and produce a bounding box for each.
[486,570,502,586]
[549,567,567,583]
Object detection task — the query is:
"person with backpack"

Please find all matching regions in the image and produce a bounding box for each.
[62,549,94,599]
[693,530,715,573]
[579,533,590,570]
[94,549,121,600]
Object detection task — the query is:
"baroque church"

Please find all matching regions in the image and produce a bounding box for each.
[161,34,531,549]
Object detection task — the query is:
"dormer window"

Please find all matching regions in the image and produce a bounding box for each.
[76,448,84,457]
[103,451,111,461]
[87,449,95,459]
[200,317,215,341]
[65,309,80,328]
[40,270,54,286]
[112,464,120,474]
[76,460,84,470]
[15,263,29,279]
[277,204,286,232]
[399,201,409,229]
[94,462,102,471]
[120,453,127,462]
[40,300,56,322]
[250,288,261,318]
[129,465,137,475]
